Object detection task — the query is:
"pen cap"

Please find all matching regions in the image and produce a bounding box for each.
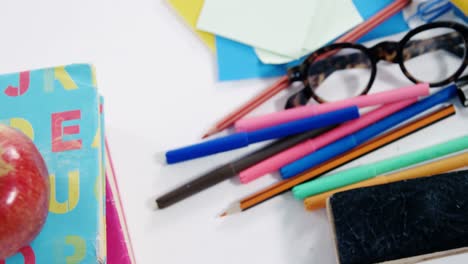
[165,133,249,164]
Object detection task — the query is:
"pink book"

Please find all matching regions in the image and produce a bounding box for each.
[106,141,136,264]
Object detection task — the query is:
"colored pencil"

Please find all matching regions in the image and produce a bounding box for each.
[202,0,411,138]
[220,104,455,216]
[305,152,468,211]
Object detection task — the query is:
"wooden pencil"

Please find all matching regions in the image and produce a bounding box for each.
[305,151,468,211]
[221,104,456,216]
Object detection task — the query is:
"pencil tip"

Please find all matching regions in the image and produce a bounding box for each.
[155,151,167,165]
[219,202,242,217]
[202,127,218,139]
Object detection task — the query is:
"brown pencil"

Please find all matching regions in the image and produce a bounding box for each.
[221,104,456,216]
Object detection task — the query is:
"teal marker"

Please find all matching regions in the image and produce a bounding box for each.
[293,135,468,200]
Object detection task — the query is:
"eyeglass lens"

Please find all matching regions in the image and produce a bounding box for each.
[402,27,466,84]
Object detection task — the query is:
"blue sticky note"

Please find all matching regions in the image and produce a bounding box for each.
[216,36,288,81]
[216,0,410,81]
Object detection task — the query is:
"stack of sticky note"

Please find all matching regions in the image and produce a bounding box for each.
[167,0,410,81]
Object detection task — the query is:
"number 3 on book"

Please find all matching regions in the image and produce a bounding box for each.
[65,236,86,264]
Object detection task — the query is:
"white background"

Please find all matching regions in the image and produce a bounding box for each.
[0,0,468,263]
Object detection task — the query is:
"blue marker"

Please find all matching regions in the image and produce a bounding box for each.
[280,85,458,179]
[166,106,360,164]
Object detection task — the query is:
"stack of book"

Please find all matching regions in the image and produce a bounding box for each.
[0,64,134,264]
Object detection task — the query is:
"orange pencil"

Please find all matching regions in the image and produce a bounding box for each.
[221,104,455,216]
[305,151,468,211]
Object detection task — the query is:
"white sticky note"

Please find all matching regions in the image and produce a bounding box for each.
[254,48,297,64]
[197,0,318,58]
[302,0,363,52]
[256,0,363,64]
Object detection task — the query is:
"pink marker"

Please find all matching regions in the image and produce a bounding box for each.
[238,98,418,184]
[235,83,429,132]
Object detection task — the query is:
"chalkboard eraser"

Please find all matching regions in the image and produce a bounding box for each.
[327,169,468,264]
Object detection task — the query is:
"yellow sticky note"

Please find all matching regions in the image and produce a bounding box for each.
[168,0,216,51]
[451,0,468,16]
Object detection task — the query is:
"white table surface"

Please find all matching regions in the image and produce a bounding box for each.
[1,1,468,263]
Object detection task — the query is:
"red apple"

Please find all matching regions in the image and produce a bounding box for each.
[0,125,49,259]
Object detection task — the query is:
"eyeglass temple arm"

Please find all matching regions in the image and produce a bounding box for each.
[456,75,468,107]
[457,75,468,87]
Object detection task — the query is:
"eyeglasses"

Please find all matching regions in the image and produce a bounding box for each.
[285,21,468,108]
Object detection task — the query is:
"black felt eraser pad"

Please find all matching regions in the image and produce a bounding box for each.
[327,169,468,264]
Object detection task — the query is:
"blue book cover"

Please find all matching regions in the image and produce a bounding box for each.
[0,64,106,264]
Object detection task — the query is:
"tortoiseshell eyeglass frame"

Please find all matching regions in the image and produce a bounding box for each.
[285,21,468,108]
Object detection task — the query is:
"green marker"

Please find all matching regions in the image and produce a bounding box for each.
[293,135,468,200]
